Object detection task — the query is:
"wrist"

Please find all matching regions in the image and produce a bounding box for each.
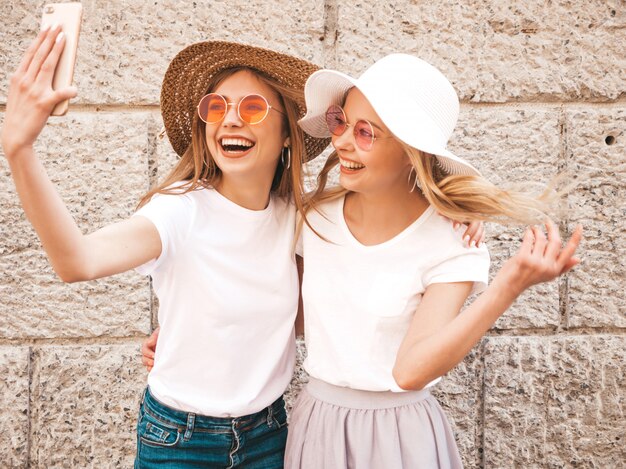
[490,267,527,300]
[2,143,35,166]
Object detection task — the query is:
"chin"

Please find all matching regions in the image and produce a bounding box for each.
[339,174,362,193]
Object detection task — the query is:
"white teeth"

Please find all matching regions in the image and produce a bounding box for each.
[221,138,254,147]
[339,158,365,170]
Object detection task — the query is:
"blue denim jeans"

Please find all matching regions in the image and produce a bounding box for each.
[134,387,288,468]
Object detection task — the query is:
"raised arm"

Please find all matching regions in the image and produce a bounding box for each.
[1,25,161,282]
[393,220,582,390]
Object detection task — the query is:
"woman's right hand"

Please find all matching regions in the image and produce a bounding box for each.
[1,24,77,159]
[141,327,160,372]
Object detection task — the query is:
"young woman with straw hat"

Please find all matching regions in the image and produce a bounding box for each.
[1,26,335,467]
[283,54,582,468]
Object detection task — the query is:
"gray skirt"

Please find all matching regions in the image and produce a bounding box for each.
[285,378,463,469]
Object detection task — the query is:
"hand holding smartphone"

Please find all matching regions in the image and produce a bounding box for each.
[41,3,83,116]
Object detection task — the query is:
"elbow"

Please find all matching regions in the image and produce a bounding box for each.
[392,364,428,391]
[54,264,93,284]
[57,270,86,283]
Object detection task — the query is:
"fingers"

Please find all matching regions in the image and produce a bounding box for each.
[141,327,160,355]
[141,329,158,372]
[543,219,562,260]
[15,25,51,76]
[140,340,155,359]
[471,222,485,246]
[22,24,62,85]
[478,224,486,244]
[556,225,583,272]
[560,257,581,275]
[463,221,483,247]
[518,227,535,257]
[530,225,547,258]
[141,354,154,371]
[53,86,78,103]
[38,30,67,84]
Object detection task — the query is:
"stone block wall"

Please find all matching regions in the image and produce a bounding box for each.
[1,1,624,467]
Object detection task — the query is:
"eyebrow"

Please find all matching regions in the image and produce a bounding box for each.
[344,110,385,133]
[369,121,384,132]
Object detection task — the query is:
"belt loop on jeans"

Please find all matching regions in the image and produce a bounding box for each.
[266,402,274,427]
[140,387,147,406]
[184,413,195,441]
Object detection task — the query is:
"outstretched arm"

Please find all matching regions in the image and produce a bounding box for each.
[2,26,161,282]
[393,220,582,390]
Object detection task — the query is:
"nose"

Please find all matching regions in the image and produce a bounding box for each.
[332,124,354,152]
[222,102,243,127]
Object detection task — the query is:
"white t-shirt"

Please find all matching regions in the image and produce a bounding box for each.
[134,185,298,417]
[297,195,490,392]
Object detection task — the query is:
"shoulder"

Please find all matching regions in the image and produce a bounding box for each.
[415,209,490,264]
[271,194,297,222]
[421,210,470,247]
[305,193,343,224]
[136,181,206,217]
[424,210,489,259]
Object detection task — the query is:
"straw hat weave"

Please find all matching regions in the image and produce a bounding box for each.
[160,41,330,161]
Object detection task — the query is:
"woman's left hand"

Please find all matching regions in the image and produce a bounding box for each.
[496,219,582,296]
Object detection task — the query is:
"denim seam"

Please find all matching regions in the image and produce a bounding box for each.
[237,416,269,433]
[139,428,181,448]
[183,413,195,442]
[143,405,232,434]
[266,404,273,427]
[272,413,287,429]
[227,420,240,469]
[142,405,186,431]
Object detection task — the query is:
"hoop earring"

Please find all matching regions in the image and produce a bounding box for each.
[281,146,291,170]
[408,167,419,193]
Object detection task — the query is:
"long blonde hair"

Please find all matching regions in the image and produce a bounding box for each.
[404,145,559,225]
[138,67,308,216]
[303,144,558,229]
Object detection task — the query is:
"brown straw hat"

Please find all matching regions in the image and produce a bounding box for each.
[160,41,330,161]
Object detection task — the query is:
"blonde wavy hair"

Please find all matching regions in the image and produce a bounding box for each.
[138,67,308,214]
[302,143,559,231]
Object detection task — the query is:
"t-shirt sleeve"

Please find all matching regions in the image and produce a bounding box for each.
[422,242,490,295]
[132,192,195,276]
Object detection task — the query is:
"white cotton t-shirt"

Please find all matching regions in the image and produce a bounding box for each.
[134,185,298,417]
[297,195,490,392]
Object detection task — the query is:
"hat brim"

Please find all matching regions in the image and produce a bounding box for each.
[298,69,480,177]
[161,41,330,161]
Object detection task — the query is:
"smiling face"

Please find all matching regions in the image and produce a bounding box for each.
[204,69,288,190]
[331,87,412,196]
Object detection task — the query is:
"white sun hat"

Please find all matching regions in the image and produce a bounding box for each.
[298,53,480,177]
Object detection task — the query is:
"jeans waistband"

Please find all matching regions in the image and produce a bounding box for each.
[141,386,284,432]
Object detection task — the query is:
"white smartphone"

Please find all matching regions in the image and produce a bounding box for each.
[41,3,83,116]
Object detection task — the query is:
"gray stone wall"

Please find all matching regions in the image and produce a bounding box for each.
[1,1,624,467]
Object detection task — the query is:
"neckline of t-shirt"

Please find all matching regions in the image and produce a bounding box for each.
[204,186,274,219]
[338,195,435,250]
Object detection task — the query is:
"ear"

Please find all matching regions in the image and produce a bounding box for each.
[284,137,291,148]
